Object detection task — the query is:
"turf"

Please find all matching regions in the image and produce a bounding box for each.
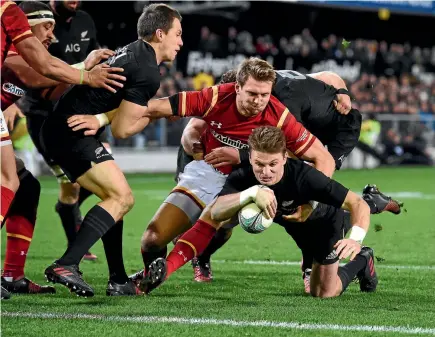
[1,167,435,337]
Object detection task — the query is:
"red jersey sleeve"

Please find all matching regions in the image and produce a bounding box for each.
[279,108,316,157]
[169,85,219,117]
[1,2,33,44]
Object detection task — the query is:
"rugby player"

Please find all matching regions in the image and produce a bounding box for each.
[42,3,184,297]
[0,1,116,298]
[177,69,401,292]
[0,0,125,279]
[149,126,378,298]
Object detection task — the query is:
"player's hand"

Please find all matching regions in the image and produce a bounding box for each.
[254,187,277,220]
[84,49,116,70]
[282,203,314,222]
[85,63,126,93]
[334,239,362,260]
[67,114,100,136]
[204,147,241,168]
[3,103,24,131]
[333,93,352,115]
[189,141,204,160]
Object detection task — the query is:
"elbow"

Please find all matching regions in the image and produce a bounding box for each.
[111,126,130,139]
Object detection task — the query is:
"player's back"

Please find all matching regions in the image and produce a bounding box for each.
[51,39,160,120]
[274,70,339,131]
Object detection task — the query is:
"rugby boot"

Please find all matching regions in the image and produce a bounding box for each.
[192,257,213,282]
[139,258,167,294]
[106,279,144,296]
[1,276,55,294]
[45,263,94,297]
[362,184,402,214]
[356,247,378,292]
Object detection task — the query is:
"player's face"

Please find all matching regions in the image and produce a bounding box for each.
[31,22,55,50]
[62,1,80,11]
[236,77,273,117]
[250,150,286,186]
[161,18,183,62]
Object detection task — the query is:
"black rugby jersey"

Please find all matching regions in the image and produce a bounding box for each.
[219,158,349,224]
[51,40,160,119]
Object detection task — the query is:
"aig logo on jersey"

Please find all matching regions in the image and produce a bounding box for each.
[65,44,81,53]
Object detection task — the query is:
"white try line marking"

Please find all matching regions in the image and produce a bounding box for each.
[213,260,435,271]
[2,312,435,335]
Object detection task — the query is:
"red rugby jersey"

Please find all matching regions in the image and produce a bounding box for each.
[172,82,316,174]
[0,0,33,68]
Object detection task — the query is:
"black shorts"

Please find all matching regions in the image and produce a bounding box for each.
[174,145,194,182]
[325,109,362,170]
[279,208,351,265]
[39,118,113,183]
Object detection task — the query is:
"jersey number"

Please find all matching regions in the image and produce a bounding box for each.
[276,70,306,80]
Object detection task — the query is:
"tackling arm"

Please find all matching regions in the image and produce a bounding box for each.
[181,118,207,156]
[211,187,259,222]
[111,100,150,139]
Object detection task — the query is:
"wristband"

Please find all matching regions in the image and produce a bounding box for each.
[308,200,318,210]
[349,226,366,244]
[79,69,85,85]
[239,186,259,206]
[72,62,85,70]
[95,113,109,127]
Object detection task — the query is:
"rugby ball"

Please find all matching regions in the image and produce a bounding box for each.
[238,202,273,234]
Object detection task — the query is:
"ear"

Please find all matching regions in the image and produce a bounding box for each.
[235,82,241,94]
[155,29,164,41]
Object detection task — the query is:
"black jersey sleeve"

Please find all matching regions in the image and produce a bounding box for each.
[295,164,349,208]
[123,58,160,107]
[219,167,255,196]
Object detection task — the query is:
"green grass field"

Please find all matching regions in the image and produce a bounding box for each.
[1,167,435,337]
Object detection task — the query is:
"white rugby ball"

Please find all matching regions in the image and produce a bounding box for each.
[238,202,273,234]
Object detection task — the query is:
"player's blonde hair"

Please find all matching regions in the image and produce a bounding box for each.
[236,58,276,87]
[248,126,286,156]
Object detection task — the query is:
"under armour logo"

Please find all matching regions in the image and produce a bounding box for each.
[178,251,188,262]
[210,121,222,128]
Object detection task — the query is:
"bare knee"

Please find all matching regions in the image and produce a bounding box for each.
[141,224,165,252]
[59,182,80,204]
[116,189,135,215]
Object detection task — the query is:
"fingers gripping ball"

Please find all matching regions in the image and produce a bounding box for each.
[238,203,273,234]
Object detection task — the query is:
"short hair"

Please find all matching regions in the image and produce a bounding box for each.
[236,57,276,87]
[219,69,237,84]
[137,3,182,41]
[248,126,286,156]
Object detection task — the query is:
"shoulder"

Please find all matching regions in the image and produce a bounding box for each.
[74,10,95,24]
[267,95,287,114]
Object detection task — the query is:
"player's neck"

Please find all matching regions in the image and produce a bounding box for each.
[143,40,163,64]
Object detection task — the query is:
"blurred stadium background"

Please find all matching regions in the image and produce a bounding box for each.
[11,0,435,174]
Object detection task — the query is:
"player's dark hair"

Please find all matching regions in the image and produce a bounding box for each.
[219,69,237,84]
[137,3,182,42]
[248,126,286,156]
[236,57,276,87]
[19,1,52,14]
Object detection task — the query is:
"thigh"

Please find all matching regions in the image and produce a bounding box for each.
[145,202,192,247]
[168,160,227,219]
[76,160,130,201]
[327,109,362,170]
[41,119,114,183]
